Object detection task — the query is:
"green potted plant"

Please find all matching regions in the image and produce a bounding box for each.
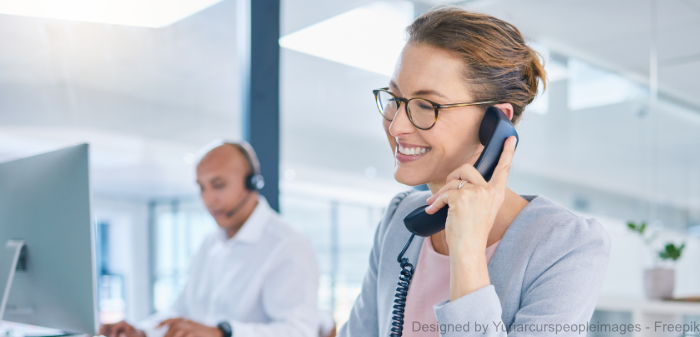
[628,222,685,300]
[659,243,685,261]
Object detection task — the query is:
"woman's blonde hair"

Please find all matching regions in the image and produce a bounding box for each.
[407,7,546,124]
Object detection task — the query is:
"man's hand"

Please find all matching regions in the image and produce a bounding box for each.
[157,318,223,337]
[99,321,146,337]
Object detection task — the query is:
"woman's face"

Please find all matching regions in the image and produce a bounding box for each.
[384,43,510,188]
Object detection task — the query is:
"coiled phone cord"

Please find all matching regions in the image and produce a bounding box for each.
[390,233,416,337]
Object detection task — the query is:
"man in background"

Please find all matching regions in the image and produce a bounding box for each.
[100,141,320,337]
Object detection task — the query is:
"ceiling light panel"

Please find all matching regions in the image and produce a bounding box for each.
[0,0,222,28]
[280,1,414,76]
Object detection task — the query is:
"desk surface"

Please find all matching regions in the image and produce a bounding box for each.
[597,297,700,315]
[0,320,67,337]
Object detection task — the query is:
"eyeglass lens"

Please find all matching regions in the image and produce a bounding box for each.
[376,91,436,129]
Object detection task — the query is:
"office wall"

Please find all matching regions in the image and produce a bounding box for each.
[93,196,152,322]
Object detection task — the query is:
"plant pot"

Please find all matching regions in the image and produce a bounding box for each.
[644,268,674,300]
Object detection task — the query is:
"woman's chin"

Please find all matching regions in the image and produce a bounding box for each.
[393,170,429,187]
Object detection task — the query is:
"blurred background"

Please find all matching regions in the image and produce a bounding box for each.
[1,0,699,334]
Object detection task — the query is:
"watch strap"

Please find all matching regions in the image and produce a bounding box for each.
[217,321,232,337]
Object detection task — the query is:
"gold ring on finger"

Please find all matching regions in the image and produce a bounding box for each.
[458,180,467,190]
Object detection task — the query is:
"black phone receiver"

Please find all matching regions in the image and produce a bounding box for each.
[402,106,519,237]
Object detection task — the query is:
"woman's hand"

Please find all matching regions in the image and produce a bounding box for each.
[424,136,517,300]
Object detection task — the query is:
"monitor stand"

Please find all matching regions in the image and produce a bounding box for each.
[0,240,25,321]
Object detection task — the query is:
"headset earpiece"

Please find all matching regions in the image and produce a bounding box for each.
[245,173,265,191]
[228,141,264,192]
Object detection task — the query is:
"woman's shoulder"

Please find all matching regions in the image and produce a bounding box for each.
[381,189,431,221]
[507,195,611,257]
[375,190,431,236]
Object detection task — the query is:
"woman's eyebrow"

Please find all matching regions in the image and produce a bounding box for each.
[389,81,400,91]
[389,81,448,99]
[413,89,448,99]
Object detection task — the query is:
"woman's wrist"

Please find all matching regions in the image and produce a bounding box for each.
[449,251,490,301]
[448,237,488,257]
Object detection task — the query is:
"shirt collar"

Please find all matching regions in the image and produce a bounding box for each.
[218,195,272,244]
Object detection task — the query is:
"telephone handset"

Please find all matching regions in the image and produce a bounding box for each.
[388,106,519,337]
[403,106,519,237]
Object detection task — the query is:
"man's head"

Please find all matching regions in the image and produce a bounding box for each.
[196,142,259,235]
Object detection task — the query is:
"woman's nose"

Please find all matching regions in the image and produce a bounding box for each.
[388,104,415,137]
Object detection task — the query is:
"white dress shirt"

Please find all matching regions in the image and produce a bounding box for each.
[139,197,320,337]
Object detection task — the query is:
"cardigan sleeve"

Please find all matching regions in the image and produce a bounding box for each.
[433,216,610,336]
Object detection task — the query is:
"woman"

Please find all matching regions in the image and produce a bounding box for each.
[338,7,610,337]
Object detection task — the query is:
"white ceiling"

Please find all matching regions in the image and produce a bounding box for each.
[0,0,698,215]
[0,0,241,142]
[465,0,700,109]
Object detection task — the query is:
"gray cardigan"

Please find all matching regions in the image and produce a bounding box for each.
[338,191,610,337]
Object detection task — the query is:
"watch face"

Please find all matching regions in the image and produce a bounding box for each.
[218,322,232,337]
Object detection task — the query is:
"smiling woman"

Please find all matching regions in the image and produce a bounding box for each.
[338,7,610,337]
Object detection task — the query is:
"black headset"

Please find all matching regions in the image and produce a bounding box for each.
[227,142,265,191]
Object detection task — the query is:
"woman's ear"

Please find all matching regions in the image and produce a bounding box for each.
[493,103,515,121]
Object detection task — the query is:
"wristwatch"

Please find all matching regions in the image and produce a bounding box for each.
[217,321,232,337]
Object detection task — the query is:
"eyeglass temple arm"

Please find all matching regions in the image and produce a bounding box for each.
[437,101,500,109]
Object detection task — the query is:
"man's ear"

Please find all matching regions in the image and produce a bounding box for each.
[493,103,515,121]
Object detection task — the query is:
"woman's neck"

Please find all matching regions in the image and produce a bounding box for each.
[430,187,529,256]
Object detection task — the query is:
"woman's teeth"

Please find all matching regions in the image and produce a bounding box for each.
[397,144,430,156]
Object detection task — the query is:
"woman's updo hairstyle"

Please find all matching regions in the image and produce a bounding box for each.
[406,7,546,124]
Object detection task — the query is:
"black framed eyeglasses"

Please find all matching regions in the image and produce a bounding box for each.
[372,87,499,130]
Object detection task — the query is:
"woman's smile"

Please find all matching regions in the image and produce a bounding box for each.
[395,141,432,163]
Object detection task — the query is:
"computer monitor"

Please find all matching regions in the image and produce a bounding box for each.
[0,144,98,334]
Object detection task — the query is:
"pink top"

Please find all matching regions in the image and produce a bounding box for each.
[402,237,500,337]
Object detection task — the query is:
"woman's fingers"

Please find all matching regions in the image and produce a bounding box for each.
[425,189,456,214]
[426,164,486,205]
[427,183,490,214]
[426,179,463,205]
[488,136,517,191]
[446,162,488,187]
[428,136,516,203]
[425,185,453,213]
[426,136,516,212]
